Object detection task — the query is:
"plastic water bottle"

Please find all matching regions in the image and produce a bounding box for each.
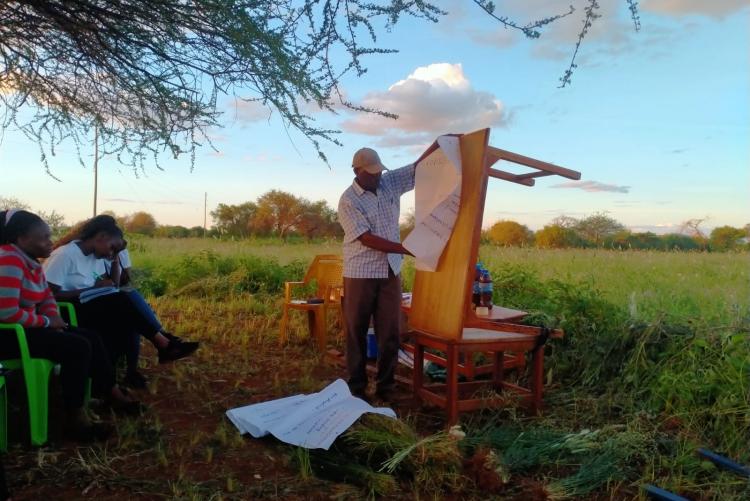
[472,264,482,308]
[479,270,493,310]
[366,328,378,359]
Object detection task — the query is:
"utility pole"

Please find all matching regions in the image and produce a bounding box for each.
[203,192,207,237]
[93,125,99,216]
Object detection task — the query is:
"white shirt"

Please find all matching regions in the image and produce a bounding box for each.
[43,241,107,291]
[117,248,132,268]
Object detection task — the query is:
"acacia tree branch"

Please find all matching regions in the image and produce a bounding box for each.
[0,0,640,172]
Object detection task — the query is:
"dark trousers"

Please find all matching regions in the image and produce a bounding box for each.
[343,270,402,393]
[75,291,160,371]
[122,289,164,371]
[0,326,115,408]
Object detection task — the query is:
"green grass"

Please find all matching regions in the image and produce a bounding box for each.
[477,246,749,323]
[8,237,746,500]
[131,237,749,323]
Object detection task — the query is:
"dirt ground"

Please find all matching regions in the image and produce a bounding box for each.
[3,298,563,500]
[3,338,468,500]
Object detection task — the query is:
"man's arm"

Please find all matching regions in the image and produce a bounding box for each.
[358,231,413,256]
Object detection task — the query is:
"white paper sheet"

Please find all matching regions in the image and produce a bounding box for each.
[226,379,396,450]
[402,136,462,271]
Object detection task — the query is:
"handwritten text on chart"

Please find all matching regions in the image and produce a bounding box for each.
[403,135,462,271]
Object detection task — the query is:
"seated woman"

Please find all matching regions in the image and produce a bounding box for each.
[43,216,198,387]
[105,241,195,388]
[0,210,139,442]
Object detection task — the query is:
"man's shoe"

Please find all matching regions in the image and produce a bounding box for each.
[158,338,199,364]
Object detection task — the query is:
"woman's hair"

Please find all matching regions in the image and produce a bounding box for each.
[54,214,123,249]
[0,209,45,245]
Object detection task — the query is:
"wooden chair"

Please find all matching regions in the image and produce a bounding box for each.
[279,254,343,350]
[401,302,530,380]
[408,128,578,425]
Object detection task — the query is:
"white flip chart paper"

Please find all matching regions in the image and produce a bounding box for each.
[226,379,396,450]
[402,135,462,271]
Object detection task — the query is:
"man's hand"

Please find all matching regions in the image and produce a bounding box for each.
[414,133,462,167]
[398,244,414,257]
[48,316,67,331]
[358,232,413,255]
[415,140,439,167]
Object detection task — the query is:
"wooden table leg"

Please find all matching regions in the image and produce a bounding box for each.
[530,345,544,414]
[278,306,289,346]
[446,344,459,426]
[315,307,327,351]
[413,340,425,401]
[308,309,327,351]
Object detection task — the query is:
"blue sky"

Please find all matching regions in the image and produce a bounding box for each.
[1,0,748,232]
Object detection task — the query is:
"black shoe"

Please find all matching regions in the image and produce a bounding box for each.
[158,338,199,364]
[123,370,148,390]
[161,331,181,342]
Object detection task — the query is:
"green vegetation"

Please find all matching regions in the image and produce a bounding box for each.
[6,238,748,499]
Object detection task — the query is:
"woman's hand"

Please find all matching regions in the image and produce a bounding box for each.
[48,316,67,331]
[95,278,115,288]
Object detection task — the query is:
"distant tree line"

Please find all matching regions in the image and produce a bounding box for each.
[481,213,750,252]
[210,190,342,241]
[91,190,342,241]
[4,195,746,251]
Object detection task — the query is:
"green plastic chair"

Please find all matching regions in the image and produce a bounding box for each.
[0,302,90,447]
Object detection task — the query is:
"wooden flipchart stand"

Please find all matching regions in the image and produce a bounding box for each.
[408,128,580,424]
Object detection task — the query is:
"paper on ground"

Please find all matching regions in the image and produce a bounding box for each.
[402,136,462,271]
[226,379,396,450]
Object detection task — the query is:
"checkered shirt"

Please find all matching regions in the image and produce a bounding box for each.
[338,163,416,278]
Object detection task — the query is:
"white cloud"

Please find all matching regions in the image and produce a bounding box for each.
[467,28,517,48]
[232,99,271,123]
[551,180,631,193]
[642,0,749,18]
[629,223,681,234]
[341,63,508,146]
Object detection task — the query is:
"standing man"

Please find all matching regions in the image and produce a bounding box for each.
[338,146,430,401]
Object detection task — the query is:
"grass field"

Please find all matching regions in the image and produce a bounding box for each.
[5,238,749,500]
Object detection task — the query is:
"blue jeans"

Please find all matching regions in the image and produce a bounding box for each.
[124,289,163,371]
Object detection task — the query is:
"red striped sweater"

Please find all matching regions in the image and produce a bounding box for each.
[0,244,59,327]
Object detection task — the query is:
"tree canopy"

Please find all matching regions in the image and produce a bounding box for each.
[1,1,640,172]
[487,220,533,247]
[210,190,341,240]
[124,211,158,236]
